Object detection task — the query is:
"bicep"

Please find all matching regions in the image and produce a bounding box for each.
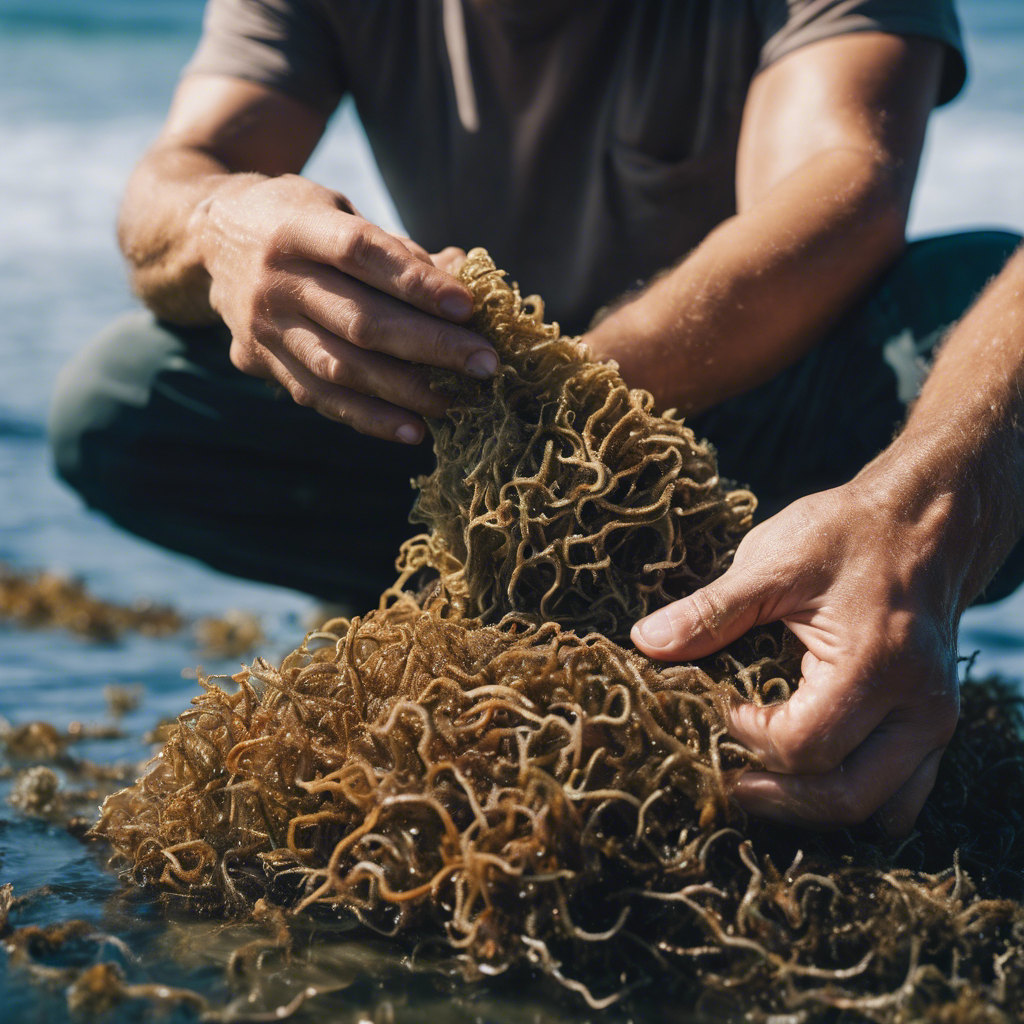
[155,73,329,177]
[736,33,944,214]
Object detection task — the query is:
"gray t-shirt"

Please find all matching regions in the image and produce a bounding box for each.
[186,0,965,332]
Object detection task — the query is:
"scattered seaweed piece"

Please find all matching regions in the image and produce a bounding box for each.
[1,719,66,761]
[0,564,266,657]
[2,884,353,1023]
[1,715,127,768]
[90,250,1024,1020]
[103,684,142,718]
[196,611,265,660]
[1,713,140,832]
[0,564,182,641]
[8,765,61,815]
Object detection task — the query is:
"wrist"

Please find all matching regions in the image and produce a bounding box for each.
[189,171,266,279]
[846,437,984,617]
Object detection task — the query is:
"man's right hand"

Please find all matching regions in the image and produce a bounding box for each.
[196,172,497,444]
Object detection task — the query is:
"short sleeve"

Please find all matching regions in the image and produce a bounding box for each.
[184,0,346,115]
[755,0,967,106]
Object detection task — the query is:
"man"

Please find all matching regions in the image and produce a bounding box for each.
[49,1,1022,833]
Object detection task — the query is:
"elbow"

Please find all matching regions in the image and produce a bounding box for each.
[851,156,913,272]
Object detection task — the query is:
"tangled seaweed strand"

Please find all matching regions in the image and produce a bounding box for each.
[413,250,754,639]
[94,251,1024,1020]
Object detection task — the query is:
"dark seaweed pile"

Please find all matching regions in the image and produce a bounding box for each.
[92,250,1024,1021]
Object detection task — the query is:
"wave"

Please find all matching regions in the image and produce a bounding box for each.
[0,0,205,35]
[0,417,44,441]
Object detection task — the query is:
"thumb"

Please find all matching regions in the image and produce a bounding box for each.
[631,570,768,661]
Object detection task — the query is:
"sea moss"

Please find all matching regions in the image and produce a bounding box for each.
[412,251,754,639]
[93,250,1024,1019]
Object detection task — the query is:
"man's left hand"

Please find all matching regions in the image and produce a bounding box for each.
[631,480,961,836]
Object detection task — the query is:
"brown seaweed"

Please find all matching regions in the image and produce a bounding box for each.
[0,563,264,656]
[413,251,754,639]
[90,250,1024,1020]
[0,564,182,640]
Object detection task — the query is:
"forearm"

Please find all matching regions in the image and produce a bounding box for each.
[118,75,331,326]
[585,147,905,415]
[856,246,1024,610]
[118,144,258,325]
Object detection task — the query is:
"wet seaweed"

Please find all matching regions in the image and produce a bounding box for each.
[89,250,1024,1020]
[0,563,264,656]
[0,564,182,641]
[413,251,754,639]
[0,711,140,831]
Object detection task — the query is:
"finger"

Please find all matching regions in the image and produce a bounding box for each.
[228,336,277,382]
[727,659,889,774]
[290,264,499,380]
[873,747,944,838]
[394,236,434,265]
[262,346,426,444]
[287,213,476,323]
[631,567,775,661]
[279,317,450,419]
[432,247,468,275]
[732,724,942,830]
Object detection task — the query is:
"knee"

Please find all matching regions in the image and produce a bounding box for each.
[48,311,178,503]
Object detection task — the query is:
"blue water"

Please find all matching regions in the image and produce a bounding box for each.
[1,1,1023,1020]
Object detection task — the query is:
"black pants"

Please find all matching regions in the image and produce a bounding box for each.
[49,231,1023,607]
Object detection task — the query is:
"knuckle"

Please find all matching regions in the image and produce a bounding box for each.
[427,322,457,365]
[291,272,320,311]
[396,261,430,300]
[337,220,374,269]
[266,216,302,258]
[228,339,258,375]
[252,270,275,304]
[329,404,354,429]
[827,785,871,827]
[352,419,380,439]
[359,413,394,440]
[329,403,385,440]
[346,310,380,350]
[321,355,351,388]
[770,723,834,775]
[688,588,726,645]
[250,313,277,347]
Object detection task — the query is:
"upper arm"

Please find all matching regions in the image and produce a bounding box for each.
[736,33,945,214]
[154,73,329,177]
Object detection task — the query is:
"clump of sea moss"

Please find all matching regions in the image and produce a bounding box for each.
[92,250,1024,1019]
[413,251,754,639]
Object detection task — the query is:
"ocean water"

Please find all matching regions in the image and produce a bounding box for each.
[0,1,1023,1020]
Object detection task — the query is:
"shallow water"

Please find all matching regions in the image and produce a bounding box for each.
[1,1,1024,1020]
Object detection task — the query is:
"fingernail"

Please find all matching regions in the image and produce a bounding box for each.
[635,613,673,648]
[440,293,473,319]
[396,424,422,445]
[464,350,499,379]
